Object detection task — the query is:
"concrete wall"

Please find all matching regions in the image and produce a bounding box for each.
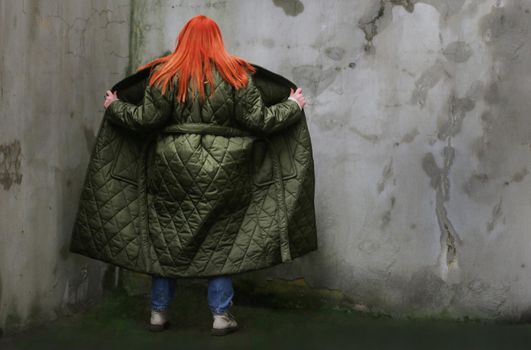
[0,1,131,333]
[129,0,531,320]
[2,0,531,328]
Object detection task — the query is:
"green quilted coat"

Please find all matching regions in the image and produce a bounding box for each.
[69,61,318,277]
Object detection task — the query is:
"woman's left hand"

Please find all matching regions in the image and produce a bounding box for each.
[103,90,119,109]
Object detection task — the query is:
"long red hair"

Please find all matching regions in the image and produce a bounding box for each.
[138,15,256,103]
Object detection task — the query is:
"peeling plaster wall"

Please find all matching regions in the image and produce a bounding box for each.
[0,1,131,333]
[2,0,531,326]
[129,0,531,320]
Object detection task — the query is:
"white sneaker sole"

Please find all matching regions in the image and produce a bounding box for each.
[211,324,239,336]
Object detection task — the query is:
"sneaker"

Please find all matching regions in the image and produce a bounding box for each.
[149,310,170,332]
[211,311,239,336]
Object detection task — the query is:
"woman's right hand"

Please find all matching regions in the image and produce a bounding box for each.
[289,87,306,109]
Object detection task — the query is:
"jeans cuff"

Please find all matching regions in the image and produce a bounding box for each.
[210,305,230,315]
[211,309,228,315]
[151,305,168,312]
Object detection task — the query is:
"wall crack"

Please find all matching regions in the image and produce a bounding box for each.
[422,141,462,279]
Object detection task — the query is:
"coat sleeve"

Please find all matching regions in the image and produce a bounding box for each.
[234,74,302,134]
[106,83,173,132]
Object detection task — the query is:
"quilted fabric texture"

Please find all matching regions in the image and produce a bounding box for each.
[69,62,318,277]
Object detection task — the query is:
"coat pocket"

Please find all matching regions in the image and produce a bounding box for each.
[109,136,143,186]
[252,134,297,187]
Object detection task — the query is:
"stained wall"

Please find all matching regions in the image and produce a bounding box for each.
[2,0,531,329]
[129,0,531,319]
[0,0,131,332]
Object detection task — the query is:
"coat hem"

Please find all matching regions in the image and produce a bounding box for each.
[70,245,318,279]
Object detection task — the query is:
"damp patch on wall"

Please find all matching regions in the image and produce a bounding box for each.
[0,140,23,190]
[272,0,304,17]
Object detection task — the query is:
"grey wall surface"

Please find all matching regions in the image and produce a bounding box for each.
[0,1,131,332]
[1,0,531,329]
[129,0,531,320]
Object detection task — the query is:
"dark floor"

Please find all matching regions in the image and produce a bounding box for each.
[2,284,531,350]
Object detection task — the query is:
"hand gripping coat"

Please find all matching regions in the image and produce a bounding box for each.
[69,61,318,277]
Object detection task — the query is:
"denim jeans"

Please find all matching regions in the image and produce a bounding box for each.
[151,275,234,315]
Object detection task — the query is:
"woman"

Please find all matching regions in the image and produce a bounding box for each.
[102,16,306,335]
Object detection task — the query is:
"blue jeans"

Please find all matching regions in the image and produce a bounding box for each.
[151,275,234,315]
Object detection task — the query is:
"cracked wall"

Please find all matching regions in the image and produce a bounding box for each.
[0,0,131,333]
[127,0,531,320]
[3,0,531,326]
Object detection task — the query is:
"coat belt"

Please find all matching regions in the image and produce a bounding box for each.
[162,123,252,137]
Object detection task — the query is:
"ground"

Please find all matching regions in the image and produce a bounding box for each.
[2,283,531,350]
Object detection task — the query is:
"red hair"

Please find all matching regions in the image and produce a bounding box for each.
[138,15,256,103]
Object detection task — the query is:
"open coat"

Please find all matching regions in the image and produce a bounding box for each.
[69,61,318,277]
